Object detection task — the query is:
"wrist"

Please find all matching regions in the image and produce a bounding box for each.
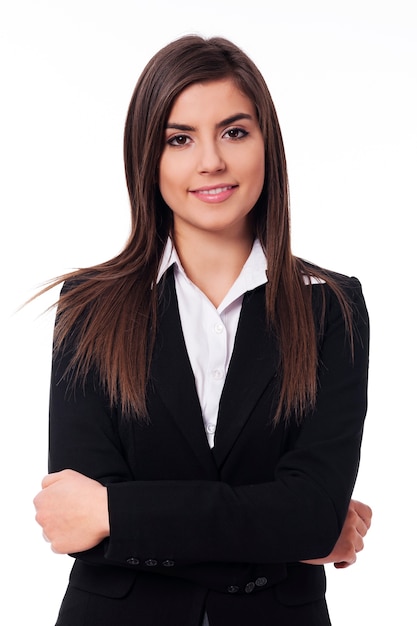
[96,484,110,539]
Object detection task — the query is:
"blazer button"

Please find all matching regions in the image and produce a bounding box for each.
[162,560,175,567]
[126,557,140,566]
[245,582,255,593]
[227,585,240,594]
[255,577,268,587]
[144,559,158,567]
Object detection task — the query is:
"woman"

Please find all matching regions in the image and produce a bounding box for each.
[34,35,371,625]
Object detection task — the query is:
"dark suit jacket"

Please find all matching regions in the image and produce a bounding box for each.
[49,270,369,626]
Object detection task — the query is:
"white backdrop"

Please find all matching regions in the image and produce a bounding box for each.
[1,0,415,623]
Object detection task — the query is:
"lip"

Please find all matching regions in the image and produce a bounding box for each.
[189,184,238,203]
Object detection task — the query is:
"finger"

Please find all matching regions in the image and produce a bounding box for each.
[354,534,365,553]
[41,471,65,489]
[355,515,370,538]
[33,492,41,511]
[334,547,357,568]
[352,500,373,528]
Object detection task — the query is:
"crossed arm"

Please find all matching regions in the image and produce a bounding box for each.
[34,468,372,569]
[35,279,372,570]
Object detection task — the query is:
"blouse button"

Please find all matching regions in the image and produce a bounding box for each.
[214,323,224,334]
[206,423,216,435]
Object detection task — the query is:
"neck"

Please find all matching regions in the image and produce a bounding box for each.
[172,228,254,308]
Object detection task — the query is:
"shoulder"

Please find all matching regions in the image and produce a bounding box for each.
[300,259,359,287]
[59,271,98,295]
[299,261,368,334]
[299,260,365,300]
[58,272,125,311]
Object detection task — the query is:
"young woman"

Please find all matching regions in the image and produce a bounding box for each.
[34,35,371,625]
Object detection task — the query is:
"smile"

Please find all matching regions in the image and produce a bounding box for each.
[197,186,233,195]
[190,185,238,203]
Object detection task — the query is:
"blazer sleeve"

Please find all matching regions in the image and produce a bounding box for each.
[104,277,369,566]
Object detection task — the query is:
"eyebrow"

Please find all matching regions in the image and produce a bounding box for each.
[165,113,254,132]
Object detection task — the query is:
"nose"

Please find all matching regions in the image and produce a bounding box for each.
[197,140,226,174]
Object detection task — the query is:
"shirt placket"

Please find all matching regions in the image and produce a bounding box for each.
[203,308,228,448]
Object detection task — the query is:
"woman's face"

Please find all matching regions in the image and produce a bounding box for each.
[159,78,265,241]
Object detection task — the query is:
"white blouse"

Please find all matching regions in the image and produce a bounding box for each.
[157,238,268,448]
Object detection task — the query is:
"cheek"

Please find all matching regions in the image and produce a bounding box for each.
[249,150,265,194]
[248,157,265,210]
[159,155,187,197]
[158,157,168,191]
[158,161,176,203]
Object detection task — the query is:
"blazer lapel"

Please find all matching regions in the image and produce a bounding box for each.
[151,268,218,477]
[212,285,279,468]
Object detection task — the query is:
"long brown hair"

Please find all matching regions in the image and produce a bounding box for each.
[43,35,353,422]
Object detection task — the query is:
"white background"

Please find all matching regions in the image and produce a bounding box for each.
[1,0,415,623]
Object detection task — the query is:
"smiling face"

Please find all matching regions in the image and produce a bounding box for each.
[159,79,265,242]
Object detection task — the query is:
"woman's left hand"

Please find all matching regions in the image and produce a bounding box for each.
[33,469,110,554]
[301,499,372,568]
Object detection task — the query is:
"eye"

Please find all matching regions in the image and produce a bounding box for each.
[167,134,191,146]
[224,127,248,140]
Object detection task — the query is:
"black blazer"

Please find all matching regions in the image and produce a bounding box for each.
[49,270,369,626]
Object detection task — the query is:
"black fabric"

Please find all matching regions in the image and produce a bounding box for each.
[49,271,369,625]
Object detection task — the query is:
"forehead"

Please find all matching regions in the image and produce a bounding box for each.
[168,78,256,121]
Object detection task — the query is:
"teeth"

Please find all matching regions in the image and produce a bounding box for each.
[200,187,231,195]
